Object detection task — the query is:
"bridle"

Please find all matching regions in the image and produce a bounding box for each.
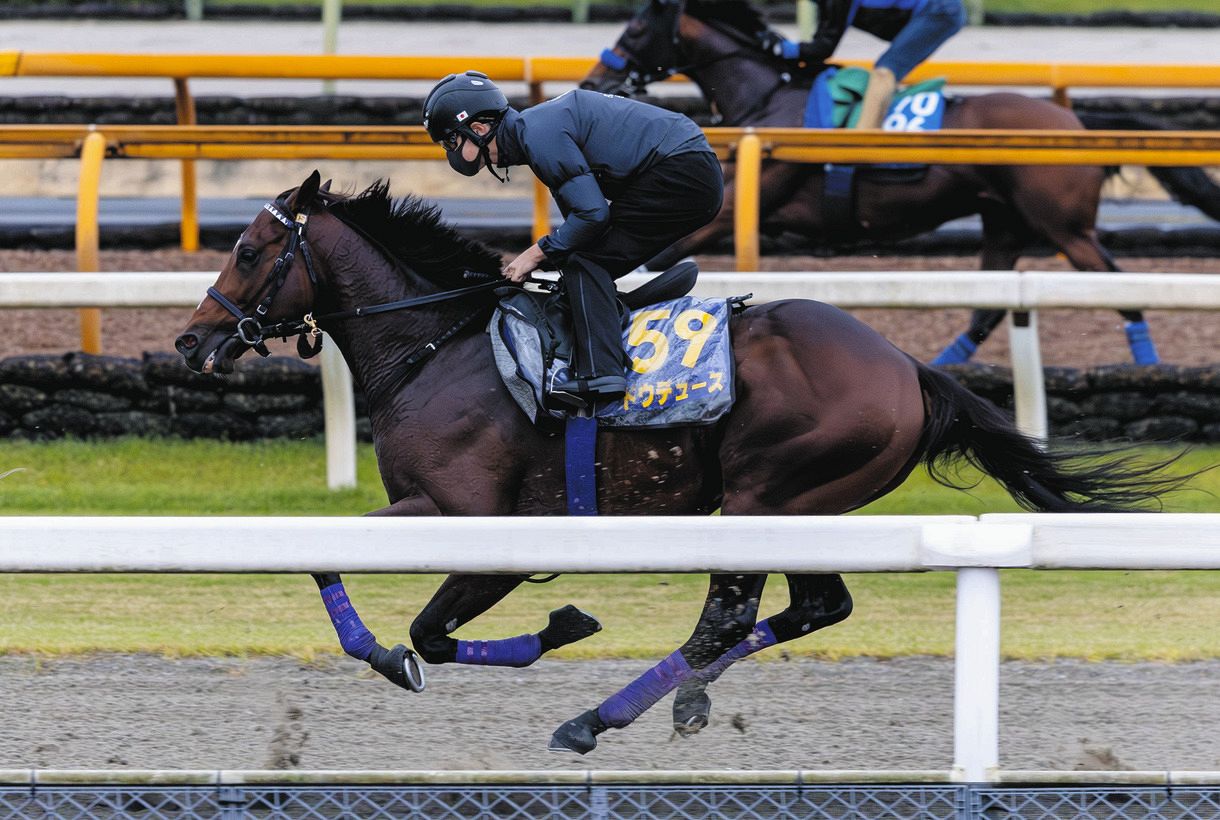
[204,198,507,383]
[206,200,323,359]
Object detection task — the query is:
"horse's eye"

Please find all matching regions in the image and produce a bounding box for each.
[237,247,259,266]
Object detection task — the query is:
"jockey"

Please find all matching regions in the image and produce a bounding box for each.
[423,71,723,409]
[762,0,967,129]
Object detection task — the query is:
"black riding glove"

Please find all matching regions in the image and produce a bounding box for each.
[756,29,802,61]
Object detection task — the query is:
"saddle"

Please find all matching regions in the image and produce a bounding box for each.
[494,259,699,389]
[489,260,736,427]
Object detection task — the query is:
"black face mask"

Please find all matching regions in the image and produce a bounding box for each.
[444,125,508,182]
[446,139,484,176]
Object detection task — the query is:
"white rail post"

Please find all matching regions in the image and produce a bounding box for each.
[953,567,1001,783]
[1008,310,1048,441]
[320,336,357,490]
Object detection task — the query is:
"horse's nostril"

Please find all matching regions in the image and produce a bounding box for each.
[175,334,198,353]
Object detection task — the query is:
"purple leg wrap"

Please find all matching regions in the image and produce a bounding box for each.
[597,650,694,729]
[456,634,542,668]
[697,619,778,684]
[320,583,376,661]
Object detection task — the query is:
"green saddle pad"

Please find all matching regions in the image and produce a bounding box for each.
[827,66,947,129]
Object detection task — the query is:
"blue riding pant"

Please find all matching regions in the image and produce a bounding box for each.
[874,0,967,81]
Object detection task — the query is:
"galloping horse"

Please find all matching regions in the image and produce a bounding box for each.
[580,0,1220,366]
[176,172,1186,755]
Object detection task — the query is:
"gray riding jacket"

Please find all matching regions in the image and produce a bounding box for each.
[494,90,711,261]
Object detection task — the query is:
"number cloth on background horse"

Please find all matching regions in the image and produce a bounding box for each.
[582,0,1220,368]
[176,172,1191,755]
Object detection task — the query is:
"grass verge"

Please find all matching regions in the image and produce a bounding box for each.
[0,438,1216,660]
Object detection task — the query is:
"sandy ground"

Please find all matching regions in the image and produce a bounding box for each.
[0,249,1217,367]
[1,655,1217,772]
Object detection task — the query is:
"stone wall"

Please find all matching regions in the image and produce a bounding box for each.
[2,351,1217,443]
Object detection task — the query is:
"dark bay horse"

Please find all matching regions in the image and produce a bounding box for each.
[580,0,1220,367]
[176,171,1187,755]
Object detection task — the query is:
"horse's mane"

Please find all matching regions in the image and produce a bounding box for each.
[323,180,503,287]
[684,0,768,37]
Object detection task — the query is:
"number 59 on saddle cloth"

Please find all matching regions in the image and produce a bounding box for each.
[490,294,735,429]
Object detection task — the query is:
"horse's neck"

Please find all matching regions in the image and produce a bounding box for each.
[318,237,475,408]
[684,29,788,126]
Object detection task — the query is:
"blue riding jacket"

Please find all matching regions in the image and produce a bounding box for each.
[492,89,711,262]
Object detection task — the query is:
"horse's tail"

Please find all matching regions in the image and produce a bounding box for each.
[1078,110,1220,222]
[913,361,1191,513]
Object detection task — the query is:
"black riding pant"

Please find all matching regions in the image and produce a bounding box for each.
[563,150,723,379]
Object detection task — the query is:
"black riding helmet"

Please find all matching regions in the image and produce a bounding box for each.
[423,71,511,181]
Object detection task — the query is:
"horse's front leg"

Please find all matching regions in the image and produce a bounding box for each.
[408,575,602,668]
[549,573,766,755]
[310,494,442,692]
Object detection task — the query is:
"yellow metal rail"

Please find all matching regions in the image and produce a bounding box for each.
[3,123,1219,349]
[5,51,1219,246]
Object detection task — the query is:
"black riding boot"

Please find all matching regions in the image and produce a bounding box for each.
[551,257,627,408]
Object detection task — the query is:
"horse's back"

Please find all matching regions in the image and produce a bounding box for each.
[719,299,926,514]
[945,91,1083,131]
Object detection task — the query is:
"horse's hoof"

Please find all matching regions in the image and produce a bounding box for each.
[370,643,426,693]
[540,604,603,651]
[548,709,606,755]
[673,680,711,737]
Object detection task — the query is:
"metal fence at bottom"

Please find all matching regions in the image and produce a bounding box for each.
[3,781,1220,820]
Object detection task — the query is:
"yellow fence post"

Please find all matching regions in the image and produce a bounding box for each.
[733,132,761,271]
[76,130,106,354]
[528,74,552,241]
[173,78,200,252]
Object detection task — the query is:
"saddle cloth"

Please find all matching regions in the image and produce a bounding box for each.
[803,66,947,132]
[490,294,735,429]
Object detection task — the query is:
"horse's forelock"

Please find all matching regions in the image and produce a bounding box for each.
[323,180,502,285]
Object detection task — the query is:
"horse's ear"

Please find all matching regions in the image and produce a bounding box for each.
[293,170,322,210]
[321,178,333,192]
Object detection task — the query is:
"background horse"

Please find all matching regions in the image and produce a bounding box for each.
[176,171,1188,755]
[580,0,1220,367]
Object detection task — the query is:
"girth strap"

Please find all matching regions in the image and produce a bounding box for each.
[565,415,599,516]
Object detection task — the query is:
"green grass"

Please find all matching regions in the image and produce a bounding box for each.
[0,438,1217,661]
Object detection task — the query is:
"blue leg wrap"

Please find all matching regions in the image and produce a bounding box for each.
[1124,320,1159,365]
[597,651,694,729]
[320,582,377,661]
[931,333,977,366]
[456,634,543,668]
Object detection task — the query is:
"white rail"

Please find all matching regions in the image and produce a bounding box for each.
[4,270,1218,488]
[2,513,1218,782]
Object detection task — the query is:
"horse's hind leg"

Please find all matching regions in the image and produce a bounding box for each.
[1052,230,1159,364]
[313,572,426,693]
[409,574,602,668]
[673,573,853,736]
[932,205,1027,365]
[550,573,767,755]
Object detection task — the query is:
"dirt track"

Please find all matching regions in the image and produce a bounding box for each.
[2,655,1219,772]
